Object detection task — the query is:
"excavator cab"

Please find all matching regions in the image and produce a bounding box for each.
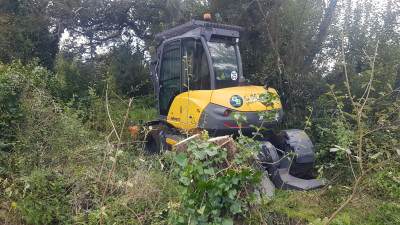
[151,21,245,116]
[147,18,328,192]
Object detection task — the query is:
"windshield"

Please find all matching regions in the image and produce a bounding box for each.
[208,42,239,89]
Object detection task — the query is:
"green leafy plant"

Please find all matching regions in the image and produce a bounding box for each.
[171,136,263,224]
[17,170,72,225]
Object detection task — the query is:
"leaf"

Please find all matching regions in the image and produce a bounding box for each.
[227,189,237,199]
[75,165,84,173]
[387,83,393,91]
[330,145,351,154]
[227,170,236,176]
[204,168,215,175]
[205,149,218,157]
[230,202,242,214]
[231,178,239,185]
[397,149,400,156]
[179,176,190,186]
[197,180,207,190]
[197,205,205,214]
[251,176,262,184]
[370,152,381,159]
[193,150,206,160]
[335,62,343,66]
[221,217,233,225]
[175,153,188,167]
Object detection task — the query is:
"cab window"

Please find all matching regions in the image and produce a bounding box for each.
[182,38,210,91]
[208,40,239,89]
[159,41,180,116]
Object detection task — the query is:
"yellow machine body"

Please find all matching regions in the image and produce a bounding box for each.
[166,86,282,133]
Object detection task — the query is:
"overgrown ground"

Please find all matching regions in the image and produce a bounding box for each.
[1,62,399,224]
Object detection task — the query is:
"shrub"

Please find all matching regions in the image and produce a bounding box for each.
[170,135,264,224]
[17,170,72,224]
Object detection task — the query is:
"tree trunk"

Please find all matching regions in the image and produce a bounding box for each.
[300,0,339,75]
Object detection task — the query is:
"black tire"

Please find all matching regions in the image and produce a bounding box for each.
[283,145,314,179]
[144,131,160,154]
[269,133,314,179]
[143,123,172,154]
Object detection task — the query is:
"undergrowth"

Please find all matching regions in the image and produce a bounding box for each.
[1,61,399,224]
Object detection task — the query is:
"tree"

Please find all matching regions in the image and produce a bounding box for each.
[0,0,59,68]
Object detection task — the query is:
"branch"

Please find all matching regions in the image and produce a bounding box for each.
[255,0,284,89]
[100,97,133,224]
[105,84,119,140]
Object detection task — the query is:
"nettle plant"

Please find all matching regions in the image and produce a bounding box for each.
[169,91,280,224]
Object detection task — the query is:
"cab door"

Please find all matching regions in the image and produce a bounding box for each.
[181,38,211,91]
[159,41,181,117]
[179,38,212,130]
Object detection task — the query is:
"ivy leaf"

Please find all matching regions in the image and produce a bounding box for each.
[227,189,237,199]
[230,202,242,214]
[231,178,239,185]
[221,217,233,225]
[188,199,195,205]
[175,153,188,167]
[197,180,207,190]
[205,149,218,157]
[203,160,212,167]
[204,168,215,175]
[193,150,206,160]
[221,151,227,159]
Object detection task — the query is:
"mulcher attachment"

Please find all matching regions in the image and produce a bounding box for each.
[258,129,328,191]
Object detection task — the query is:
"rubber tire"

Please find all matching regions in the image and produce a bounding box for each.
[269,133,314,179]
[143,123,172,154]
[283,145,314,179]
[144,131,160,154]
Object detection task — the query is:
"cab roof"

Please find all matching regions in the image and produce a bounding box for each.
[155,20,244,40]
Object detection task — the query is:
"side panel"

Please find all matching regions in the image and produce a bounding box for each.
[210,86,282,111]
[167,90,213,132]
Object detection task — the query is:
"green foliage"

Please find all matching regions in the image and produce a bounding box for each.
[1,0,399,224]
[170,136,263,224]
[0,63,24,151]
[0,0,59,68]
[102,45,152,97]
[17,170,72,225]
[367,165,400,200]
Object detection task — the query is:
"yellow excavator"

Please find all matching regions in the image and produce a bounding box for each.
[146,15,327,191]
